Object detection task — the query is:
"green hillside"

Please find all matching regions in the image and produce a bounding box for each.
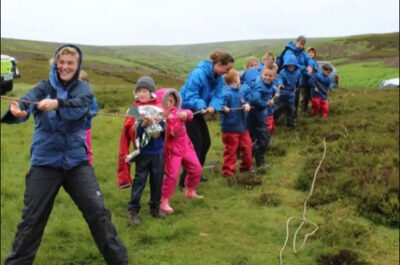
[2,32,398,78]
[1,33,399,264]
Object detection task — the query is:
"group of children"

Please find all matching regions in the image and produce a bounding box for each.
[114,46,333,227]
[219,47,333,178]
[117,76,205,226]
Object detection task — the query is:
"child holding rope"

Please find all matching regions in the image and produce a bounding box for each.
[274,55,303,129]
[118,76,166,226]
[248,65,280,167]
[157,88,204,214]
[309,64,333,118]
[219,70,253,182]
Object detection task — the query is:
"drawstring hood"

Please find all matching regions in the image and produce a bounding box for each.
[49,44,83,99]
[162,88,182,110]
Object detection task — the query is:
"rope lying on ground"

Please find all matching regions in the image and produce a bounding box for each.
[279,139,327,265]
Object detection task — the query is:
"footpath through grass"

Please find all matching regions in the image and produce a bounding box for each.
[1,62,399,264]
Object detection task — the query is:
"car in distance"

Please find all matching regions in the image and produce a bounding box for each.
[378,77,399,89]
[1,54,21,94]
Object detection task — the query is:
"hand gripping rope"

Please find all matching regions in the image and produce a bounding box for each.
[1,96,136,118]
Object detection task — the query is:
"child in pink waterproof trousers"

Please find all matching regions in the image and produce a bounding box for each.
[157,88,204,214]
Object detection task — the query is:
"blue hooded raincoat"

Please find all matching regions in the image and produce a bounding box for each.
[283,41,313,87]
[219,86,249,133]
[276,54,303,104]
[1,44,94,170]
[180,60,225,112]
[248,76,280,122]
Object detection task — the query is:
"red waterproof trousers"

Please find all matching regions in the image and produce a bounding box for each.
[311,97,329,118]
[221,131,253,176]
[265,115,275,135]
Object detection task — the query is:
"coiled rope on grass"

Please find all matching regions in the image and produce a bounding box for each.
[279,139,327,265]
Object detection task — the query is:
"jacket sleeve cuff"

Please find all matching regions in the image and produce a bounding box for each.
[57,99,65,108]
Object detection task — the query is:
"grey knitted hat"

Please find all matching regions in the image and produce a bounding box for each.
[135,76,155,93]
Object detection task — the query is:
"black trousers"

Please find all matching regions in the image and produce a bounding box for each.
[5,164,128,265]
[295,86,311,114]
[179,114,210,187]
[274,100,297,129]
[248,118,270,166]
[128,153,164,212]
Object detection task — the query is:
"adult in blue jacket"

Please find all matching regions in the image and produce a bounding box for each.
[179,50,234,187]
[282,36,313,114]
[1,44,128,265]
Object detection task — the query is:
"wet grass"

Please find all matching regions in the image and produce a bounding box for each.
[1,34,399,264]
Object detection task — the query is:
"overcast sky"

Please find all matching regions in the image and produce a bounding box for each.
[1,0,399,46]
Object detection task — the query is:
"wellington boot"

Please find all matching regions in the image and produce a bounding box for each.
[128,210,140,226]
[160,197,174,214]
[184,188,204,199]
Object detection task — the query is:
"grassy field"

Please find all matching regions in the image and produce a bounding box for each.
[1,34,399,264]
[2,32,398,77]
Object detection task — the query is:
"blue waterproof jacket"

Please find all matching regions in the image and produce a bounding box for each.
[241,68,260,87]
[283,41,313,87]
[240,83,254,103]
[1,44,93,170]
[308,58,319,73]
[136,121,165,155]
[309,72,332,99]
[276,55,302,104]
[219,86,249,133]
[248,76,279,122]
[257,61,264,72]
[84,95,98,130]
[180,60,225,112]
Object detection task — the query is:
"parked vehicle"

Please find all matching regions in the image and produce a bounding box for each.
[317,60,339,88]
[378,78,399,89]
[1,54,21,94]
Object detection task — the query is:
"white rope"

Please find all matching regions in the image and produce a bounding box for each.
[1,96,131,118]
[279,139,327,265]
[342,125,348,137]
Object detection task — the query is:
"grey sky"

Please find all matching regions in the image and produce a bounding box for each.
[1,0,399,46]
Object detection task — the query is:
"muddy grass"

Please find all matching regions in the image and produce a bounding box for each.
[317,249,371,265]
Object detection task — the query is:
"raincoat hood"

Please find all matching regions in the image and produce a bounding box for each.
[196,60,215,79]
[283,54,298,67]
[286,41,303,53]
[155,88,182,110]
[49,44,83,98]
[162,88,182,110]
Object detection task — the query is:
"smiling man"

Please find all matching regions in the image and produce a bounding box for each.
[1,44,128,265]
